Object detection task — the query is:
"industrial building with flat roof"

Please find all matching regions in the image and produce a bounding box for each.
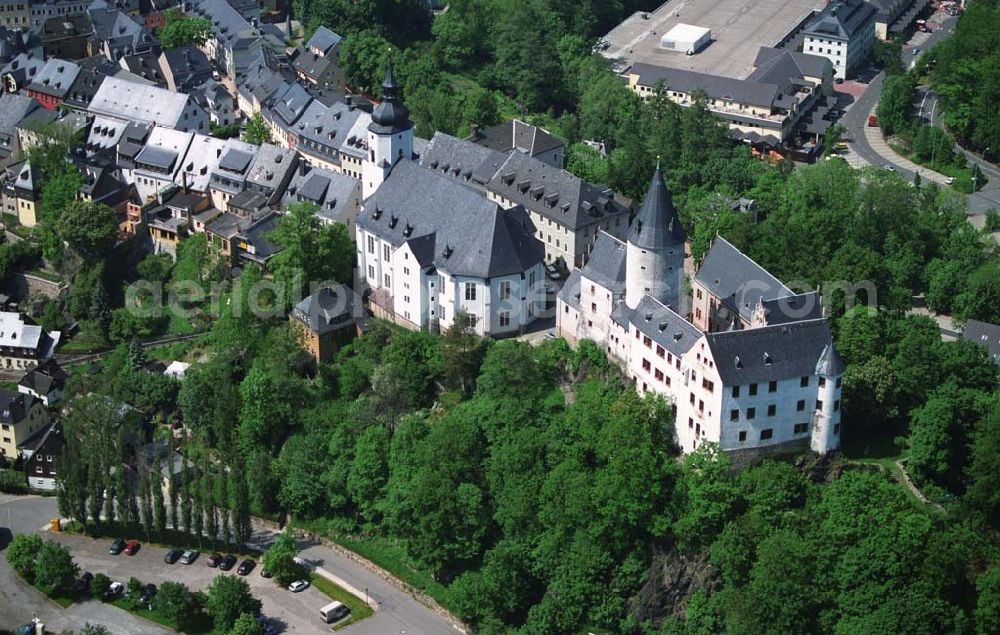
[601,0,826,79]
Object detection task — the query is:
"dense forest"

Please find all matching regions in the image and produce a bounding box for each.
[929,0,1000,156]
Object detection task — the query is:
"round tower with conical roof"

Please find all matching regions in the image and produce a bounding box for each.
[625,165,686,310]
[362,56,413,198]
[811,343,845,454]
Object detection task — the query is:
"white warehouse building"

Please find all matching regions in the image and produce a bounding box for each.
[660,24,712,54]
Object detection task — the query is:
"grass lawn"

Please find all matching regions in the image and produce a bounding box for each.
[110,597,217,634]
[333,534,458,614]
[309,572,374,630]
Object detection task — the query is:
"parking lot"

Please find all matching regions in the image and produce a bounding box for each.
[49,533,341,634]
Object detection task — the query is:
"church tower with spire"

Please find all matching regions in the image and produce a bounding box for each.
[625,164,686,310]
[363,56,413,198]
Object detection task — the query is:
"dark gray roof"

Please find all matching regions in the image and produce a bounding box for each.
[706,319,839,385]
[218,148,254,173]
[0,388,38,424]
[292,286,355,335]
[358,160,543,279]
[628,166,685,250]
[17,359,67,397]
[293,47,335,80]
[751,47,832,84]
[964,319,1000,365]
[228,189,268,212]
[631,296,702,358]
[368,60,411,135]
[760,292,823,326]
[135,145,178,170]
[281,164,358,223]
[695,236,791,322]
[578,232,627,293]
[421,132,507,187]
[815,343,846,377]
[0,94,39,137]
[64,66,107,107]
[804,0,877,40]
[631,63,780,109]
[120,52,164,84]
[161,46,212,89]
[474,119,564,157]
[306,26,342,56]
[558,270,582,310]
[487,151,629,230]
[272,82,312,125]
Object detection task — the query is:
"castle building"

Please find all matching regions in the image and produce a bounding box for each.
[557,168,844,457]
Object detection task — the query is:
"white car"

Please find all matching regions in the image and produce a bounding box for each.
[288,580,310,593]
[945,177,956,185]
[107,581,125,596]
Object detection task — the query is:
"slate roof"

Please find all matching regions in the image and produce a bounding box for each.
[579,231,627,293]
[628,166,685,251]
[161,46,213,89]
[358,160,543,279]
[119,52,164,84]
[18,359,68,397]
[281,165,358,224]
[64,66,108,108]
[245,143,295,190]
[272,81,313,126]
[293,47,336,81]
[631,63,780,109]
[292,286,356,335]
[695,236,792,322]
[0,94,40,139]
[179,135,257,192]
[475,119,564,157]
[0,312,54,356]
[804,0,878,40]
[89,76,193,128]
[759,292,823,326]
[0,52,45,88]
[964,319,1000,365]
[487,151,629,230]
[134,127,194,176]
[218,147,254,173]
[631,295,702,357]
[19,421,63,458]
[751,47,832,83]
[28,57,80,97]
[421,132,506,188]
[558,270,582,311]
[706,318,839,384]
[306,26,342,56]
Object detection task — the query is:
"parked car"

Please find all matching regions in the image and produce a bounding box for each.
[139,583,157,604]
[912,47,920,56]
[106,581,125,597]
[237,559,256,576]
[945,176,956,185]
[219,555,238,571]
[207,553,223,567]
[124,540,141,555]
[288,580,310,593]
[320,601,351,623]
[164,549,183,564]
[260,567,273,578]
[109,538,126,555]
[868,114,878,127]
[75,572,93,593]
[882,163,896,171]
[180,550,199,564]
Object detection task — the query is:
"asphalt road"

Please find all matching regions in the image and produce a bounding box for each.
[0,495,461,635]
[841,12,1000,224]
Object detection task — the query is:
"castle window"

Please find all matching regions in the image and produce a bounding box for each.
[749,383,758,396]
[747,407,756,420]
[760,428,773,440]
[819,377,827,388]
[738,430,747,442]
[732,385,740,398]
[730,409,739,421]
[834,399,840,411]
[800,376,809,387]
[768,380,777,393]
[767,404,776,417]
[465,282,477,301]
[794,423,808,434]
[797,400,805,411]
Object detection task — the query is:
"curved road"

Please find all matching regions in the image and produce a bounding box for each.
[841,12,1000,224]
[0,495,461,635]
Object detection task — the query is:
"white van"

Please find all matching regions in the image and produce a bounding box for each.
[320,601,350,624]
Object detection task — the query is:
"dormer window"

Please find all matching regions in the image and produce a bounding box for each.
[763,352,772,365]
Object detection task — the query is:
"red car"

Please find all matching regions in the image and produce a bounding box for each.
[124,540,141,555]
